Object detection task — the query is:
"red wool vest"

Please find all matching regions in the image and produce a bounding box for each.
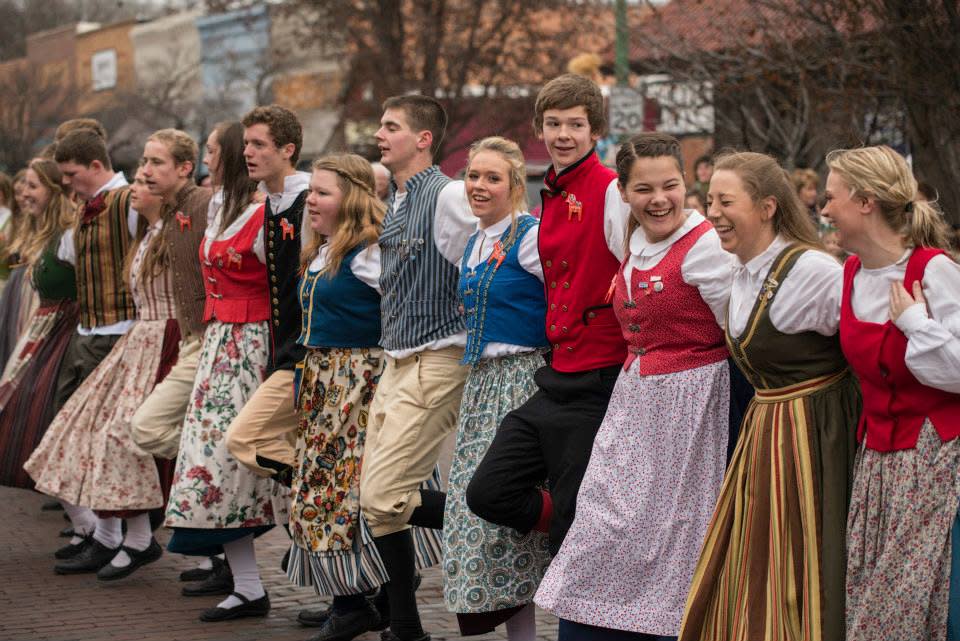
[614,220,727,374]
[539,152,627,373]
[200,205,270,323]
[840,248,960,452]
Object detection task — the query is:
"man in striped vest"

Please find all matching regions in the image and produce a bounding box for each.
[51,126,140,575]
[359,95,474,641]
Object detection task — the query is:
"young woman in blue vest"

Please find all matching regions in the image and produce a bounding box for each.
[443,137,552,641]
[289,154,444,641]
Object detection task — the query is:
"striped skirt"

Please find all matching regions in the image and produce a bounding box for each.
[0,300,78,489]
[679,371,860,641]
[286,347,441,595]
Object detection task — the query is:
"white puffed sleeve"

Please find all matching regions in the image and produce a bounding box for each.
[681,228,734,326]
[893,254,960,393]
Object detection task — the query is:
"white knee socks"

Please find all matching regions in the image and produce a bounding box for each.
[92,516,123,549]
[62,501,97,544]
[218,535,264,609]
[109,513,152,568]
[505,603,537,641]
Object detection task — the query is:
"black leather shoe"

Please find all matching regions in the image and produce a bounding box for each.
[54,535,92,560]
[179,556,225,582]
[306,601,379,641]
[199,592,270,622]
[298,604,334,627]
[42,499,63,511]
[96,538,163,581]
[182,562,233,596]
[379,631,429,641]
[54,539,119,574]
[59,526,74,538]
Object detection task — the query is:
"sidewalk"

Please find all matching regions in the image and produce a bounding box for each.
[0,486,558,641]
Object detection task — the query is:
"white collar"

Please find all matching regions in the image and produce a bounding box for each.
[629,209,702,257]
[475,214,516,239]
[258,171,311,199]
[741,235,789,277]
[859,248,913,274]
[94,172,129,198]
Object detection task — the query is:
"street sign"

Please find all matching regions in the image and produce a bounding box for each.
[609,86,644,136]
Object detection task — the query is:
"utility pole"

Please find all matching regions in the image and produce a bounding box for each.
[615,0,629,87]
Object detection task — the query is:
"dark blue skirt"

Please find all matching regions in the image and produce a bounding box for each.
[168,525,274,557]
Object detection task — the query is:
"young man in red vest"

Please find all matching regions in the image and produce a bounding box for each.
[467,74,630,555]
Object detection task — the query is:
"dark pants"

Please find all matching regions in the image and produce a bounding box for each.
[466,363,620,555]
[54,332,121,411]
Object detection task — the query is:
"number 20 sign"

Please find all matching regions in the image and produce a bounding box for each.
[609,86,645,136]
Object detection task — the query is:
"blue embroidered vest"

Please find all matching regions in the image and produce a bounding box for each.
[298,244,381,349]
[459,215,548,365]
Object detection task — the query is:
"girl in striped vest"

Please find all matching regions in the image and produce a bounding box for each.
[26,166,180,581]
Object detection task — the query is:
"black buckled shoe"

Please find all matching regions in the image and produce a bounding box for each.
[54,535,92,560]
[41,499,63,511]
[199,591,270,622]
[179,555,225,582]
[54,539,119,574]
[182,561,233,596]
[96,538,163,581]
[59,526,75,538]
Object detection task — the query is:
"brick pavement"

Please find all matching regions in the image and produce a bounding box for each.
[0,487,559,641]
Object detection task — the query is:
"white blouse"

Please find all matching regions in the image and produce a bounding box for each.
[460,214,545,360]
[307,242,382,294]
[462,215,543,280]
[204,202,266,264]
[623,211,732,326]
[728,235,843,338]
[851,250,960,393]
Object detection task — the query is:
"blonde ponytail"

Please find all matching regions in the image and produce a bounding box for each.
[825,145,953,251]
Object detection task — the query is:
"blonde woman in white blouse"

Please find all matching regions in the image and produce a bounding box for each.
[822,144,960,641]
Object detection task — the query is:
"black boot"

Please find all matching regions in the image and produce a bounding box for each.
[372,530,428,641]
